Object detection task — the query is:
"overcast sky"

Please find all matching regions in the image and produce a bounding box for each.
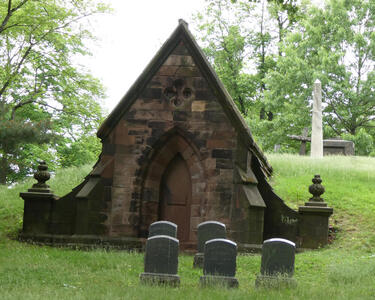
[84,0,206,112]
[84,0,324,113]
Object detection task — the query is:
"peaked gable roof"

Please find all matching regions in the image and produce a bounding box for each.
[97,19,272,175]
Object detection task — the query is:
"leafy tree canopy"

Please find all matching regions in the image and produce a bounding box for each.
[193,0,305,118]
[0,0,110,184]
[264,0,375,151]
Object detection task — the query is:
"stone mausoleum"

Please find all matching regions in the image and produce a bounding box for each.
[20,20,333,250]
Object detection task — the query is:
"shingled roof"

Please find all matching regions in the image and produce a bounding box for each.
[97,19,272,175]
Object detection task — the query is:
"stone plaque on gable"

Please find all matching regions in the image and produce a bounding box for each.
[148,221,177,238]
[256,238,296,287]
[200,238,238,288]
[140,235,180,286]
[194,221,226,268]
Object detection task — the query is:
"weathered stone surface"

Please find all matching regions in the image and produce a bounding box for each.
[298,206,333,248]
[259,238,295,277]
[191,101,206,112]
[311,79,323,158]
[298,175,333,248]
[143,235,179,274]
[203,238,237,276]
[256,238,296,288]
[200,238,238,288]
[194,220,226,267]
[197,221,226,253]
[148,221,177,238]
[140,235,180,286]
[323,139,355,156]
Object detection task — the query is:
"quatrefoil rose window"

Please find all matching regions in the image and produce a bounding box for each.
[163,79,193,106]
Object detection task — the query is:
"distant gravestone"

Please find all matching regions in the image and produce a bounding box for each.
[194,221,226,268]
[323,139,355,156]
[148,221,177,238]
[140,235,180,286]
[200,238,238,288]
[256,238,296,288]
[311,79,323,158]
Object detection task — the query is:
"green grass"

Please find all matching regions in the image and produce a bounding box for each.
[1,155,375,299]
[267,154,375,251]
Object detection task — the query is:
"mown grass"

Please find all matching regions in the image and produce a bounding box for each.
[1,155,375,299]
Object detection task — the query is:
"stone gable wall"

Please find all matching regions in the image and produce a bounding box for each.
[101,41,239,243]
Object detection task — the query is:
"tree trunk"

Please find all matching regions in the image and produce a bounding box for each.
[237,96,247,115]
[0,156,8,185]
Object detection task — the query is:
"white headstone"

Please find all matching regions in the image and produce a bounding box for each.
[311,79,323,158]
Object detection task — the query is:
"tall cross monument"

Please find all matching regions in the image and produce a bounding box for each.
[311,79,323,158]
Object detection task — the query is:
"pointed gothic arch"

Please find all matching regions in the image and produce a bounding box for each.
[137,127,205,246]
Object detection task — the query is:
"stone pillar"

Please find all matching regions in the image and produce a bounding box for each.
[20,161,57,235]
[311,79,323,158]
[298,175,333,248]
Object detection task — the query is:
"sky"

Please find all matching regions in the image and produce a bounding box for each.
[84,0,207,112]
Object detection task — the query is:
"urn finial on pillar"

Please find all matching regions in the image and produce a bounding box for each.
[308,174,325,203]
[298,174,333,248]
[32,161,51,190]
[20,161,56,235]
[304,174,327,207]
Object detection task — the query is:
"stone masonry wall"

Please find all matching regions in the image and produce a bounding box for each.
[101,41,239,243]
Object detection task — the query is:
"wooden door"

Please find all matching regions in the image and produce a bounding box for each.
[159,154,191,242]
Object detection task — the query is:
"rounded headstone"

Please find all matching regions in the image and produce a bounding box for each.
[197,221,226,253]
[144,235,179,275]
[260,238,296,277]
[148,221,177,238]
[203,238,237,277]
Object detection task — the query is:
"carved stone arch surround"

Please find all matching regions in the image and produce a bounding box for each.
[136,127,206,243]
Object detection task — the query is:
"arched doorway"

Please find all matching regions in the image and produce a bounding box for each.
[159,153,191,242]
[138,129,206,247]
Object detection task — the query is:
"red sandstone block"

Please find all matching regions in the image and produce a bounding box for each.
[110,224,136,236]
[163,55,195,66]
[115,134,136,146]
[124,212,140,226]
[211,130,236,139]
[204,182,217,192]
[141,214,158,227]
[205,206,224,219]
[203,158,216,169]
[207,139,235,149]
[147,162,164,181]
[153,148,175,166]
[191,195,203,205]
[181,147,194,161]
[189,162,202,175]
[190,204,201,217]
[190,217,202,231]
[194,182,206,194]
[219,169,234,179]
[189,230,198,242]
[144,179,159,189]
[158,66,180,76]
[205,192,222,206]
[112,174,131,188]
[175,66,201,77]
[204,169,220,178]
[111,210,124,225]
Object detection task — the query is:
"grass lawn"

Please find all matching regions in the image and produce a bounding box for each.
[1,154,375,299]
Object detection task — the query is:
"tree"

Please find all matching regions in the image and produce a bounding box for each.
[193,0,256,114]
[193,0,305,119]
[0,0,109,184]
[265,0,375,149]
